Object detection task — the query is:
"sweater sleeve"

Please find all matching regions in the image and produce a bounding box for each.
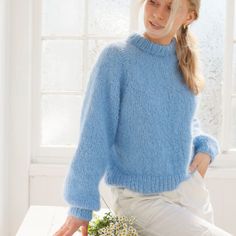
[63,44,124,221]
[191,115,221,165]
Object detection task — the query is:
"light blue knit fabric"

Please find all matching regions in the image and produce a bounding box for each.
[63,32,220,221]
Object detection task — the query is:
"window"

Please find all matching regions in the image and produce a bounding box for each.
[32,0,139,163]
[221,0,236,158]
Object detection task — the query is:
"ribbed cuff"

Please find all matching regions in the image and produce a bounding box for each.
[68,207,93,221]
[193,134,220,164]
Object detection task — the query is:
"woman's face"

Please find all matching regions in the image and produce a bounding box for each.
[143,0,195,44]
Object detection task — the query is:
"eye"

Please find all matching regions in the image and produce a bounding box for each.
[149,0,159,5]
[167,5,172,10]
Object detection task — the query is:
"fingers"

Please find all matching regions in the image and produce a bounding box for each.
[81,225,88,236]
[53,221,88,236]
[196,161,208,177]
[53,224,77,236]
[189,152,210,174]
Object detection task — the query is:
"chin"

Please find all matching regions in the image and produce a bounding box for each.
[145,28,163,38]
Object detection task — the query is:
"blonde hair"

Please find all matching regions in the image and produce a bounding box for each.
[141,0,204,95]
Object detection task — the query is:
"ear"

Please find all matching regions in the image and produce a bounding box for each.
[183,10,196,26]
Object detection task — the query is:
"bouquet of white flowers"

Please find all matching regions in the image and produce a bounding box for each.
[86,211,139,236]
[77,194,140,235]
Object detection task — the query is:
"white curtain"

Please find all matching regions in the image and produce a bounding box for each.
[0,0,9,235]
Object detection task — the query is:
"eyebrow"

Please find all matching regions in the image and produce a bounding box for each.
[160,0,173,5]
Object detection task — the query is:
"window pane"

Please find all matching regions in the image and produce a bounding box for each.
[41,40,83,91]
[42,0,85,36]
[88,0,130,36]
[232,98,236,148]
[41,95,82,146]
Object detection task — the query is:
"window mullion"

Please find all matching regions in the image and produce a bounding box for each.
[221,0,235,153]
[32,0,43,162]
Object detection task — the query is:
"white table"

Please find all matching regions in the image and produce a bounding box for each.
[16,205,110,236]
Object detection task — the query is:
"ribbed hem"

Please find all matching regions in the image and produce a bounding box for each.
[126,31,176,57]
[105,162,191,194]
[68,207,93,221]
[193,134,220,164]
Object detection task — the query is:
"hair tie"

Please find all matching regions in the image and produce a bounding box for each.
[182,24,188,34]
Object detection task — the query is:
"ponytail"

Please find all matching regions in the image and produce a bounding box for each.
[176,24,205,95]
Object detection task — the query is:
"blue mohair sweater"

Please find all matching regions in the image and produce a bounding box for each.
[63,32,220,221]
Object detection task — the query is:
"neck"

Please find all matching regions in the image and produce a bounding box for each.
[143,32,174,45]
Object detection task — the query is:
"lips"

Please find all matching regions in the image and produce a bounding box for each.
[149,21,164,29]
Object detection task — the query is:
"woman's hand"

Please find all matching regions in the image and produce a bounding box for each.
[189,152,211,178]
[53,215,89,236]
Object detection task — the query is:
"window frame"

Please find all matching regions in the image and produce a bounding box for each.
[218,0,236,167]
[31,0,75,164]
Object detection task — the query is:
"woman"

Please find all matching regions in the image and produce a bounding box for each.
[54,0,233,235]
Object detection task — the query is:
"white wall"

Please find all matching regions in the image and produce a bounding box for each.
[8,0,32,235]
[0,0,9,235]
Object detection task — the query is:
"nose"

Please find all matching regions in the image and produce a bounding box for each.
[153,7,165,21]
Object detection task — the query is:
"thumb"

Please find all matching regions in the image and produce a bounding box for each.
[81,225,88,236]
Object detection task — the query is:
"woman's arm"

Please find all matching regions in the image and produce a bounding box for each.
[63,43,125,221]
[191,116,221,165]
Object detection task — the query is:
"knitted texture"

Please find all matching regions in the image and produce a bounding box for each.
[63,32,220,221]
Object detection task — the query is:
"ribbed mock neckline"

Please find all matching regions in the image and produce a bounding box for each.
[126,32,177,57]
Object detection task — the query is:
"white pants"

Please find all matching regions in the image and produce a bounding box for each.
[109,170,233,236]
